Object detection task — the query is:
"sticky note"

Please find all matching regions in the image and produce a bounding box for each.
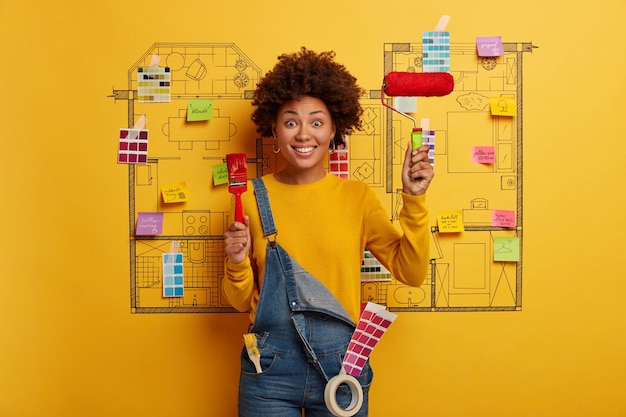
[437,210,464,233]
[161,182,189,203]
[136,212,163,235]
[494,236,520,262]
[490,96,516,116]
[187,99,213,122]
[476,36,503,57]
[213,163,229,186]
[492,210,516,228]
[473,146,496,164]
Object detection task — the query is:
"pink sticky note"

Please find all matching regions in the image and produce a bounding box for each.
[473,146,496,164]
[136,212,164,235]
[492,210,516,228]
[476,36,503,57]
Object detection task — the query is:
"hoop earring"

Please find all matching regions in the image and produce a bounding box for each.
[272,136,280,154]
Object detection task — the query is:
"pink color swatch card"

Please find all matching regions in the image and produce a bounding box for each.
[118,128,148,164]
[342,302,398,377]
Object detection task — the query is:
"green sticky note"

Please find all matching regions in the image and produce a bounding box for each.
[213,163,229,186]
[187,99,213,122]
[493,236,520,262]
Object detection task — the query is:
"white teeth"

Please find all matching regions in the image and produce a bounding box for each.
[294,147,315,153]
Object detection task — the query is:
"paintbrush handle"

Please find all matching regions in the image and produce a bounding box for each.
[252,357,262,373]
[235,193,244,223]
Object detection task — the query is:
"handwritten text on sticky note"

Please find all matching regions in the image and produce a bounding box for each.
[187,99,213,122]
[136,212,164,236]
[437,210,464,233]
[161,182,189,203]
[213,163,229,186]
[476,36,503,57]
[473,146,496,164]
[492,210,516,228]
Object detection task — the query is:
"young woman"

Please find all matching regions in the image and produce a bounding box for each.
[223,47,434,416]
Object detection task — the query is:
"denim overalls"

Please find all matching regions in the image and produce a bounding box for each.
[238,178,373,417]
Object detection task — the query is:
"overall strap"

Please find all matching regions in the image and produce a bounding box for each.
[251,178,277,238]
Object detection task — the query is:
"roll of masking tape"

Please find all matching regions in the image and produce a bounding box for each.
[324,373,363,417]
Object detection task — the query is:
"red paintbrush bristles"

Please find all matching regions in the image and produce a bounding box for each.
[226,153,248,223]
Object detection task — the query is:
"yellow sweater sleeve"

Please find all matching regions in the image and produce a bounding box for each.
[223,256,256,313]
[364,191,430,288]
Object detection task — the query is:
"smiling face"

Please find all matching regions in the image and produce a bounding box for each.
[272,96,336,184]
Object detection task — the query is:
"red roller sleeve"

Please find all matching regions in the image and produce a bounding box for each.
[383,72,454,97]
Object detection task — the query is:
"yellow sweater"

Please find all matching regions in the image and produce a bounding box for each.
[223,173,430,324]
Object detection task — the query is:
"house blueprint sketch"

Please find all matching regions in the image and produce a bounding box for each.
[110,41,535,313]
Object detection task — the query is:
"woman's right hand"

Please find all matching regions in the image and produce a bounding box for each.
[224,215,251,264]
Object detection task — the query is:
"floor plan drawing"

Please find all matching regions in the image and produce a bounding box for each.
[374,42,535,312]
[111,41,534,314]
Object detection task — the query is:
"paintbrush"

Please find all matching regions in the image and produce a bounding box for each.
[226,153,248,223]
[243,333,262,373]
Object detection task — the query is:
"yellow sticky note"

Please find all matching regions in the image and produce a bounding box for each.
[187,99,213,122]
[212,163,229,186]
[161,182,189,203]
[490,96,516,116]
[437,210,465,233]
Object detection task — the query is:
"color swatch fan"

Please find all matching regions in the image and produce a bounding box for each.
[342,302,397,377]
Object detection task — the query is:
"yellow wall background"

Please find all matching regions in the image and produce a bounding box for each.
[1,0,625,416]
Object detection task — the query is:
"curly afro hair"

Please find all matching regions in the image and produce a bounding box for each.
[251,47,365,143]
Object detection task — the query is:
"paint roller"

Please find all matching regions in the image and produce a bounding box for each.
[383,71,454,98]
[381,71,454,148]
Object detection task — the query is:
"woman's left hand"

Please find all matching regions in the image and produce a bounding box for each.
[402,141,434,196]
